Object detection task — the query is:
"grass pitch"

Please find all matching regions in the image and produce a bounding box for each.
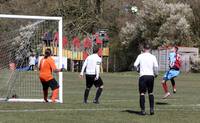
[0,72,200,123]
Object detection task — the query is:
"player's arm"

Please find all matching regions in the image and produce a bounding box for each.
[169,61,174,68]
[95,59,101,80]
[38,57,44,71]
[53,68,62,73]
[49,59,62,73]
[134,55,140,72]
[53,63,66,72]
[169,54,175,68]
[153,56,159,77]
[80,58,88,78]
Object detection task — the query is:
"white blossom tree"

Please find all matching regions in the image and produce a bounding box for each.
[120,0,195,48]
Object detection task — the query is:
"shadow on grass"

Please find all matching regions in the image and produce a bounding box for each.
[122,110,143,116]
[156,102,169,105]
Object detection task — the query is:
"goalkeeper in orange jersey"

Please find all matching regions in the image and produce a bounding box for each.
[39,48,63,103]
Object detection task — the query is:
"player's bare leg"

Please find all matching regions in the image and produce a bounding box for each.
[171,78,176,93]
[162,80,171,99]
[51,88,59,103]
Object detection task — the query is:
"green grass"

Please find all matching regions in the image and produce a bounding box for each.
[0,72,200,123]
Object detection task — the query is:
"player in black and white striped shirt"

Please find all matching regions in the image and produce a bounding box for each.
[80,45,104,104]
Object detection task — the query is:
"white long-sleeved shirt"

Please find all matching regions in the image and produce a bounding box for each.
[80,54,102,79]
[134,52,158,77]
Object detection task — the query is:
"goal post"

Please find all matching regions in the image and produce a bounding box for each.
[0,14,63,103]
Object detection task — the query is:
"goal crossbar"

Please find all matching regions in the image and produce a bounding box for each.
[0,14,62,21]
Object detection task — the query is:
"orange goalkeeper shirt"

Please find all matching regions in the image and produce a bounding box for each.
[39,57,57,82]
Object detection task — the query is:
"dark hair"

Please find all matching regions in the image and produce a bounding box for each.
[44,48,52,58]
[174,46,178,52]
[143,43,151,50]
[93,45,99,53]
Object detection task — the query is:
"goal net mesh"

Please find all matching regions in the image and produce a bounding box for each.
[0,17,60,102]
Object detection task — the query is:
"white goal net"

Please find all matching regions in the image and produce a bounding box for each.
[0,14,63,103]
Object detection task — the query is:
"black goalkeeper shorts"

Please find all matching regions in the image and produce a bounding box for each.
[85,75,103,88]
[41,78,59,91]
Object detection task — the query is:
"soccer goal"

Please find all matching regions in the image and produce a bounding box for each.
[0,14,63,103]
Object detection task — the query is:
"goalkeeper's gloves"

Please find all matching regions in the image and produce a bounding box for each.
[60,68,67,72]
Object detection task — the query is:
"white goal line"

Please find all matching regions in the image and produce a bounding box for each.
[0,105,200,113]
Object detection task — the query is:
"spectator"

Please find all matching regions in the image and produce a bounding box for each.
[29,53,36,71]
[43,32,53,46]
